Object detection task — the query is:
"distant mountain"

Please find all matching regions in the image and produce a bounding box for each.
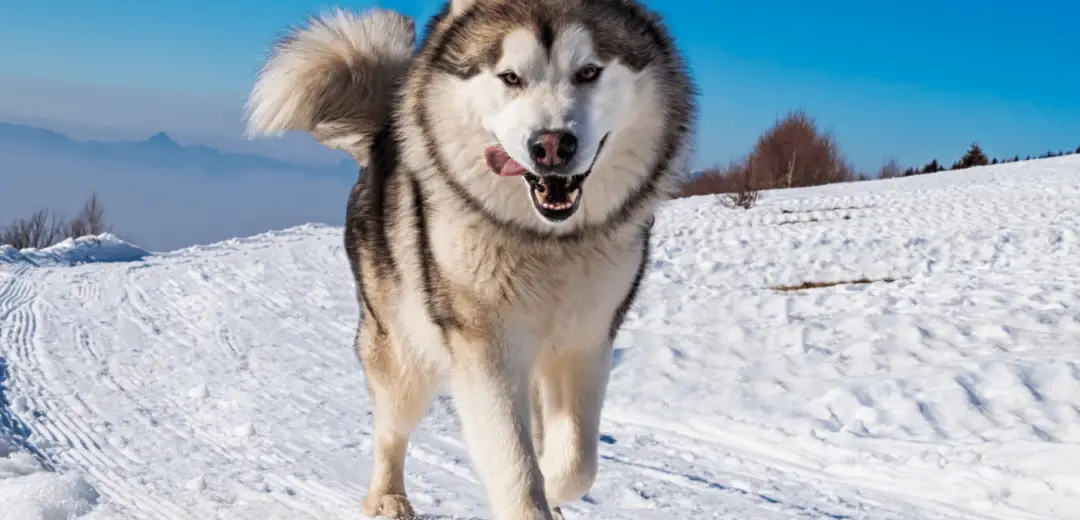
[0,122,359,178]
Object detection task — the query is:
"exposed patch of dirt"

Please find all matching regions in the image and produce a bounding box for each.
[773,277,898,292]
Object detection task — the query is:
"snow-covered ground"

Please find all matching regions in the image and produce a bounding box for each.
[2,156,1080,520]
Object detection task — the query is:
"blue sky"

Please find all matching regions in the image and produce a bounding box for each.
[1,0,1078,171]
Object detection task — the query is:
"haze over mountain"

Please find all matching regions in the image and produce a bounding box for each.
[1,122,359,252]
[0,122,358,178]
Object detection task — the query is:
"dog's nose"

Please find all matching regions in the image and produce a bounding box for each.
[528,130,577,169]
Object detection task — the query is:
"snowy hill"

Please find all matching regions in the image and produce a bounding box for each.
[2,156,1080,520]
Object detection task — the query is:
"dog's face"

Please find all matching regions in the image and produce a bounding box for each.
[472,24,626,223]
[410,0,693,232]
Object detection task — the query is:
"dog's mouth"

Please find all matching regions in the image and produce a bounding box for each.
[483,147,583,222]
[483,135,607,223]
[522,172,585,222]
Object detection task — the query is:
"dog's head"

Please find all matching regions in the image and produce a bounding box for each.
[407,0,695,233]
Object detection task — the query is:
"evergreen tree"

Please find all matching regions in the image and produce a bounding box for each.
[953,142,990,169]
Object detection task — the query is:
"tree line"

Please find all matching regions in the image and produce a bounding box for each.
[1,193,111,249]
[679,109,1080,208]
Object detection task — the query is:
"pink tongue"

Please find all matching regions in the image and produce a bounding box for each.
[484,146,527,177]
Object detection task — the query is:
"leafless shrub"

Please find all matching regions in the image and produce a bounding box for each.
[677,109,855,199]
[0,209,67,249]
[67,192,110,238]
[878,158,904,179]
[717,159,761,209]
[749,110,854,189]
[676,158,761,209]
[0,194,111,249]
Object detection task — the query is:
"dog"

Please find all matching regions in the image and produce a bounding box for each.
[245,1,696,518]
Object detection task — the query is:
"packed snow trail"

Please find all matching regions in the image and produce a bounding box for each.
[2,156,1080,519]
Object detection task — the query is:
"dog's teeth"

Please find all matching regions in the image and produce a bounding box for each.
[542,201,570,210]
[568,189,580,203]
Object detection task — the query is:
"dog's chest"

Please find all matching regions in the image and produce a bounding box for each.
[427,218,643,331]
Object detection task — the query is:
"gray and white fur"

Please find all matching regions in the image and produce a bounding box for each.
[246,1,696,518]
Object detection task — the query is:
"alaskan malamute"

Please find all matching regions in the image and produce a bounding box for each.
[246,1,696,518]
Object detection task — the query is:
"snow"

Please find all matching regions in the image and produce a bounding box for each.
[0,450,102,520]
[0,233,150,267]
[2,156,1080,519]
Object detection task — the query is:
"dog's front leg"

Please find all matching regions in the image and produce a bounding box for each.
[535,342,612,508]
[447,329,553,520]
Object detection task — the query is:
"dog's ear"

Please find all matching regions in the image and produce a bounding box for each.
[450,0,479,16]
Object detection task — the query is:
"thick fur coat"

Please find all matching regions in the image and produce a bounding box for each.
[246,1,696,518]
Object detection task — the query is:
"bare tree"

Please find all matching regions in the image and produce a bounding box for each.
[747,109,854,189]
[878,158,903,179]
[67,192,110,238]
[785,148,797,188]
[674,109,854,201]
[0,209,67,249]
[1,193,111,249]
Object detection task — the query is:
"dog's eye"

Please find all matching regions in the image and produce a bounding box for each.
[498,71,522,87]
[574,65,603,84]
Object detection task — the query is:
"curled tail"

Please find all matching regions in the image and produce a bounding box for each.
[245,8,415,166]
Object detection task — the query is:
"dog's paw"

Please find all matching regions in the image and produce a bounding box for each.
[362,493,415,519]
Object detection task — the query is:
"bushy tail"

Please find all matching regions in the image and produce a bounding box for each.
[245,8,415,166]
